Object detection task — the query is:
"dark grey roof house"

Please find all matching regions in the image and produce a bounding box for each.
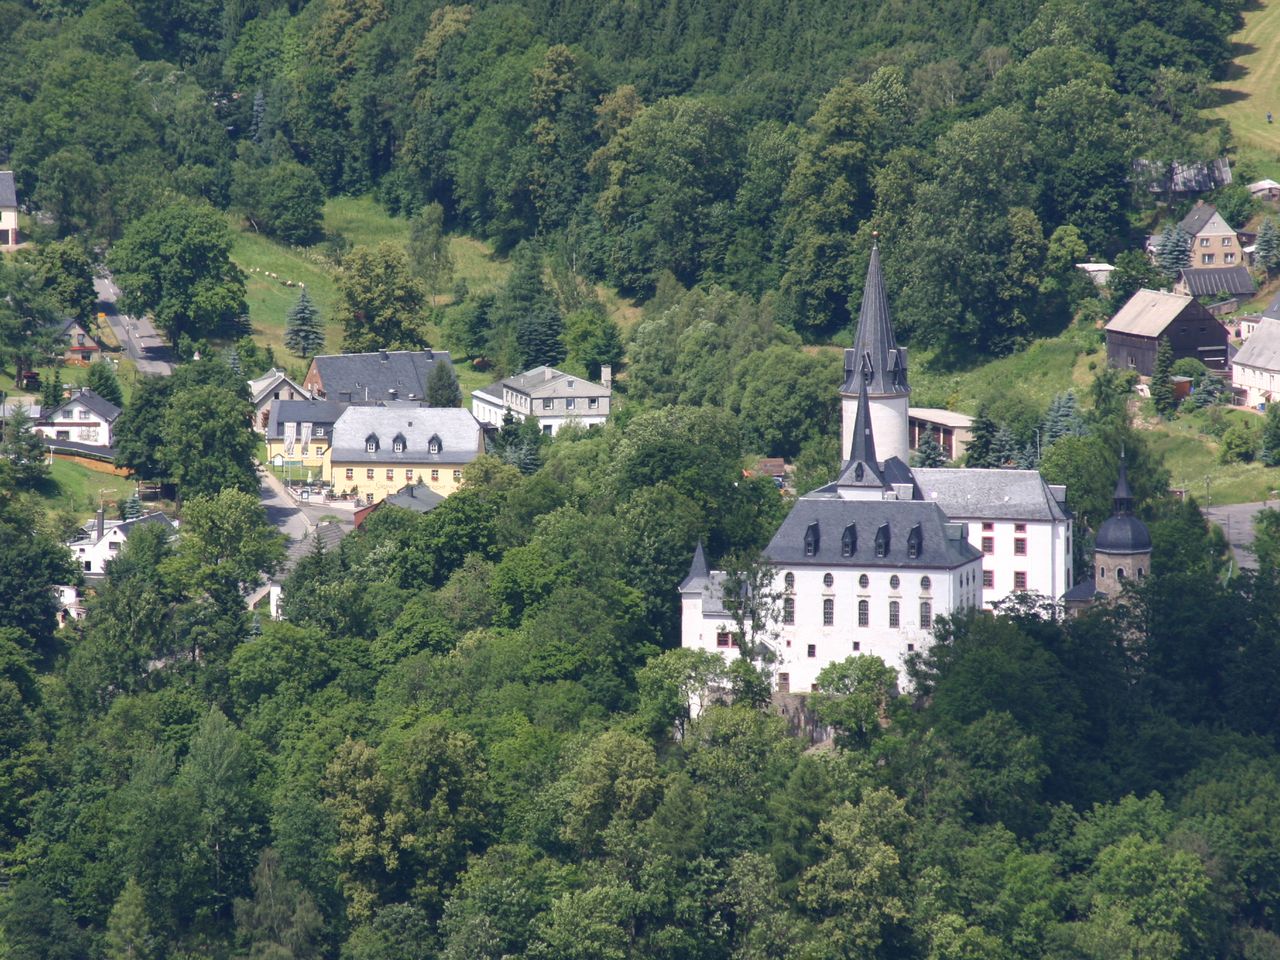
[303,349,454,403]
[1175,266,1256,300]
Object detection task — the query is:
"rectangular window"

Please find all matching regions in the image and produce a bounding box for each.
[982,536,994,554]
[852,641,861,651]
[366,493,374,504]
[588,397,599,409]
[983,569,994,588]
[566,398,575,410]
[981,522,994,531]
[777,672,790,693]
[1223,236,1233,246]
[1014,523,1026,533]
[345,468,353,480]
[453,469,461,481]
[889,601,900,628]
[783,597,795,624]
[807,644,816,658]
[1200,237,1210,246]
[366,468,374,480]
[1202,253,1215,264]
[431,469,439,481]
[858,599,869,627]
[1014,538,1027,556]
[386,469,394,481]
[1014,571,1028,590]
[822,598,834,626]
[542,398,553,410]
[405,469,413,481]
[716,632,732,647]
[1225,253,1236,263]
[920,601,932,630]
[907,643,915,652]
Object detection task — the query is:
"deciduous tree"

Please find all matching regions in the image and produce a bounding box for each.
[337,244,428,352]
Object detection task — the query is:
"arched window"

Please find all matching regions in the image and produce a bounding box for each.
[889,575,900,590]
[784,572,794,592]
[920,575,931,591]
[1117,567,1126,580]
[1099,566,1107,579]
[1138,567,1145,578]
[822,598,834,626]
[823,573,834,588]
[858,600,869,627]
[782,597,795,625]
[920,601,932,630]
[888,600,900,628]
[859,574,869,589]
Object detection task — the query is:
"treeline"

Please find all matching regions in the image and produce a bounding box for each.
[5,401,1280,958]
[0,0,1245,356]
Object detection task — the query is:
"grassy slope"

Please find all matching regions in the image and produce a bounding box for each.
[1209,0,1280,160]
[39,459,137,520]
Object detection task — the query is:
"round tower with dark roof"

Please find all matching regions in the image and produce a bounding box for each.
[841,241,911,465]
[1093,456,1151,598]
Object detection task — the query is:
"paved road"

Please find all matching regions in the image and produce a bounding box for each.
[94,276,176,376]
[1205,502,1270,571]
[258,467,354,543]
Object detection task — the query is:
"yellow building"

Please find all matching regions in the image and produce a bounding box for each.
[326,404,485,504]
[264,397,343,475]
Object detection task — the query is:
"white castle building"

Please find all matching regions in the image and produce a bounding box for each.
[680,244,1074,689]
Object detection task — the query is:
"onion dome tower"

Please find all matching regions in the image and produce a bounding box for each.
[1093,455,1152,598]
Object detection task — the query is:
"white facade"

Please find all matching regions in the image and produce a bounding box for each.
[841,392,909,465]
[36,393,118,448]
[1231,316,1280,408]
[67,512,176,577]
[472,365,612,436]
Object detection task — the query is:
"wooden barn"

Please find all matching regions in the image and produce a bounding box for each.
[1105,289,1229,376]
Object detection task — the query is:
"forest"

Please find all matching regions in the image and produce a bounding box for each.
[3,0,1280,956]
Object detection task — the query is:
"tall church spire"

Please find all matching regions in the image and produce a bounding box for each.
[849,361,878,467]
[849,240,908,397]
[1112,453,1134,515]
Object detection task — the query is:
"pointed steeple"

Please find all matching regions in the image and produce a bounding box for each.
[847,239,909,397]
[679,541,710,591]
[836,363,885,491]
[1112,453,1134,515]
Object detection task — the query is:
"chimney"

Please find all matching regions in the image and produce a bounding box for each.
[95,507,105,540]
[380,349,389,362]
[389,387,398,401]
[844,348,857,379]
[544,368,553,381]
[600,364,612,389]
[424,349,434,361]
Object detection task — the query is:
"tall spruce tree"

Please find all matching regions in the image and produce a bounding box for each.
[426,361,462,407]
[1262,403,1280,466]
[284,288,324,358]
[990,425,1019,468]
[1043,390,1086,445]
[1151,338,1176,416]
[86,361,124,408]
[499,248,565,370]
[912,429,947,467]
[1256,217,1280,276]
[965,406,999,467]
[1155,225,1192,280]
[0,405,48,487]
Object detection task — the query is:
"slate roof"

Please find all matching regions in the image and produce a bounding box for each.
[281,520,348,574]
[1178,266,1255,299]
[763,495,980,570]
[1063,577,1102,603]
[1139,157,1232,194]
[330,405,483,464]
[383,483,445,513]
[912,468,1070,522]
[70,511,175,545]
[679,541,711,591]
[1105,290,1196,338]
[842,244,908,397]
[488,366,611,399]
[0,171,15,209]
[1233,317,1280,371]
[267,397,346,438]
[249,368,309,406]
[1178,202,1224,236]
[46,388,121,423]
[309,350,453,403]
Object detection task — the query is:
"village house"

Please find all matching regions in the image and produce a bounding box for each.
[353,481,445,528]
[1250,179,1280,201]
[471,365,612,435]
[303,349,453,404]
[52,319,103,365]
[1231,316,1280,408]
[0,171,18,250]
[1173,265,1256,308]
[67,508,176,578]
[908,408,974,462]
[264,396,344,474]
[248,368,310,432]
[35,388,121,450]
[1137,157,1232,198]
[1105,289,1229,376]
[1178,201,1245,268]
[326,404,484,505]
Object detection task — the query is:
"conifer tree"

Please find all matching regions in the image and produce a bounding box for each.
[1257,217,1280,276]
[223,344,242,376]
[1043,390,1086,445]
[1155,225,1192,280]
[965,406,998,467]
[1262,403,1280,466]
[1151,338,1176,416]
[0,404,48,487]
[990,425,1019,468]
[105,877,158,960]
[87,360,124,408]
[499,247,565,370]
[426,361,462,407]
[40,370,63,412]
[284,288,324,358]
[912,429,946,467]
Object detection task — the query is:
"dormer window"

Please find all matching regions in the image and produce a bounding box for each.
[841,523,856,557]
[365,434,379,453]
[393,433,406,453]
[875,523,890,558]
[906,523,922,560]
[428,434,442,454]
[804,521,820,557]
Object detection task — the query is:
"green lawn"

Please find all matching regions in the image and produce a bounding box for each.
[1143,406,1277,504]
[38,459,138,521]
[1208,0,1280,155]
